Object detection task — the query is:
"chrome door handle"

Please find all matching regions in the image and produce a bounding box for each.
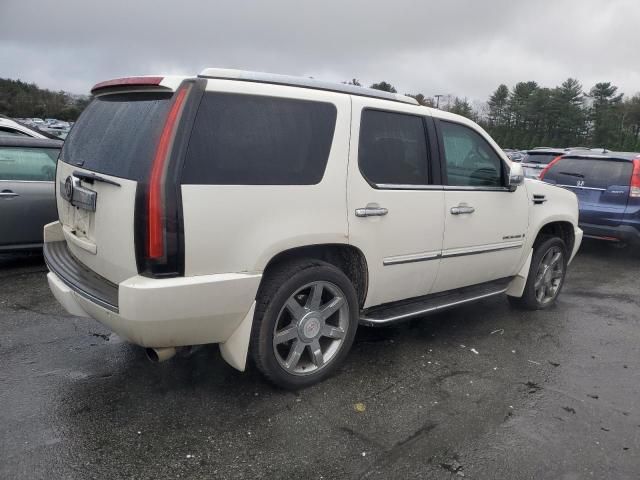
[355,207,388,217]
[0,191,19,198]
[450,205,475,215]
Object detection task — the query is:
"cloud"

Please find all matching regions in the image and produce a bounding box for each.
[1,0,639,100]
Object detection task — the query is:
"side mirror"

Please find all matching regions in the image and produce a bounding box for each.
[508,163,524,191]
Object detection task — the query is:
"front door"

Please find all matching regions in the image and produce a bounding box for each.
[432,119,529,293]
[347,98,445,308]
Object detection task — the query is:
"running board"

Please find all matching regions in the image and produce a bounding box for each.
[360,277,512,326]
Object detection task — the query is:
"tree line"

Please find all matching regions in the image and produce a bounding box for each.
[0,78,90,121]
[2,75,639,152]
[360,78,640,152]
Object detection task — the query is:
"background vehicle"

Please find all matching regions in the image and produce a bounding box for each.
[521,147,566,178]
[503,149,525,162]
[44,70,581,389]
[540,151,640,246]
[0,115,49,139]
[0,137,61,251]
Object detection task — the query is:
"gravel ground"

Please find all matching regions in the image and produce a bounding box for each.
[1,239,638,479]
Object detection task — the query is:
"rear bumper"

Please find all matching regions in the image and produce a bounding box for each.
[44,224,261,366]
[579,222,640,245]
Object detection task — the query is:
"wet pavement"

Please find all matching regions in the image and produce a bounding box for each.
[1,240,638,479]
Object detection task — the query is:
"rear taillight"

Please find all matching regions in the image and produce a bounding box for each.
[630,158,640,198]
[135,78,205,278]
[147,87,188,259]
[539,155,563,181]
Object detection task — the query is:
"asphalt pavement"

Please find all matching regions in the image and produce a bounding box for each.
[1,240,638,479]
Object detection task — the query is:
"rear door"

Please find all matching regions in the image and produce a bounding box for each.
[542,156,632,226]
[0,145,57,247]
[347,98,445,307]
[56,89,176,283]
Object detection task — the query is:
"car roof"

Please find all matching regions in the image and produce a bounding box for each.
[562,151,640,162]
[0,136,63,148]
[198,68,419,106]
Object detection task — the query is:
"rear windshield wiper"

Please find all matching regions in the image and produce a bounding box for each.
[558,171,584,178]
[73,170,121,187]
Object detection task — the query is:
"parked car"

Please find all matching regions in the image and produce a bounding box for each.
[43,69,582,388]
[0,116,49,139]
[0,137,62,251]
[504,149,525,162]
[521,148,567,179]
[540,151,640,246]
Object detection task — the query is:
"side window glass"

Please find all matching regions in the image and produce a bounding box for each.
[440,121,503,187]
[358,109,429,186]
[0,147,58,181]
[182,93,337,185]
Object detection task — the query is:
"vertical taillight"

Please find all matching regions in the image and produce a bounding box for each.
[539,155,563,181]
[630,158,640,198]
[147,87,189,259]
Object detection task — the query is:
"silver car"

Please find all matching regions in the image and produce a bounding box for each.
[0,137,62,250]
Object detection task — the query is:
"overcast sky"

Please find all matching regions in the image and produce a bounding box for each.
[1,0,639,102]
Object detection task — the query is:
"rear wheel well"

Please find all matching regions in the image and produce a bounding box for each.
[534,221,575,253]
[262,245,368,307]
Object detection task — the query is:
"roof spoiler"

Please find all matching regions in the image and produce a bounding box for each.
[91,76,171,94]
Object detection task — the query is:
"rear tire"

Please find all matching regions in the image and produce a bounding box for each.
[508,236,567,310]
[250,259,359,389]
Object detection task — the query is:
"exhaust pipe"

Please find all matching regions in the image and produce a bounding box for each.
[146,347,177,363]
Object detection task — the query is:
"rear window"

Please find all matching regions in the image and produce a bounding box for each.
[524,152,561,165]
[544,157,633,188]
[60,92,173,180]
[0,147,59,181]
[182,93,337,185]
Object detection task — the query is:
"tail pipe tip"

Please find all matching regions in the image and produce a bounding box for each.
[146,347,177,363]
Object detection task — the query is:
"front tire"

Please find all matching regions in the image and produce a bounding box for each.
[508,236,568,310]
[250,260,359,389]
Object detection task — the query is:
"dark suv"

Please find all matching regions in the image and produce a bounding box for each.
[540,151,640,246]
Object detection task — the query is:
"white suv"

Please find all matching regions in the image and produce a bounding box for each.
[44,69,582,388]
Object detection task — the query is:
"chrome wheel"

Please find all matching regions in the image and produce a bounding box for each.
[534,246,564,305]
[272,281,350,376]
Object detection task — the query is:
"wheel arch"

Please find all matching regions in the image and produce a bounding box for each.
[533,220,575,254]
[260,244,369,307]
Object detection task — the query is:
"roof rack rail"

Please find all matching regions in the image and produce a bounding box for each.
[198,68,419,106]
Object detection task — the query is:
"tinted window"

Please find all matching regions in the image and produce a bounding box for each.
[524,152,560,165]
[182,93,337,185]
[61,92,173,180]
[544,157,633,188]
[440,121,503,187]
[358,110,428,185]
[0,147,59,181]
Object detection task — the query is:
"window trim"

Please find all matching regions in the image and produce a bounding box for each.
[357,107,438,190]
[434,118,510,191]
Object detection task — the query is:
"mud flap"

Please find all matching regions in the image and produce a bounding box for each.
[506,249,533,298]
[219,301,256,371]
